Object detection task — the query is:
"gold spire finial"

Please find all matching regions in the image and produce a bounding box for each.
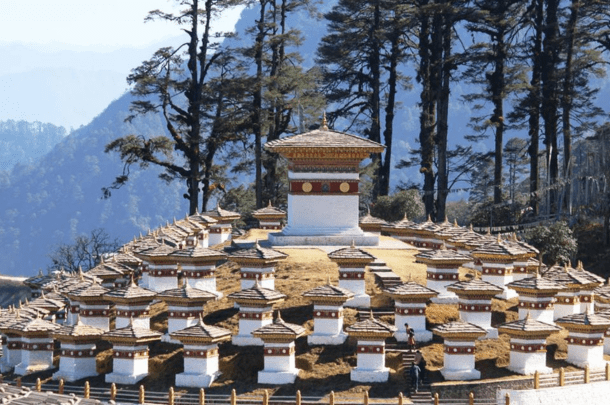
[322,112,328,130]
[350,240,356,249]
[268,200,272,208]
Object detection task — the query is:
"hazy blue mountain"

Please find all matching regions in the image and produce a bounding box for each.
[0,120,67,171]
[0,94,189,277]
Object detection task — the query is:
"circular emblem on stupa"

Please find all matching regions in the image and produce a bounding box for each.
[302,182,313,193]
[340,182,350,193]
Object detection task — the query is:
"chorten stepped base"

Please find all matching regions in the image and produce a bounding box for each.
[176,372,220,388]
[268,232,379,246]
[566,343,608,369]
[258,369,300,385]
[344,295,371,309]
[175,343,222,388]
[350,368,390,383]
[430,294,459,305]
[53,343,98,382]
[308,333,348,345]
[506,336,554,375]
[441,368,481,381]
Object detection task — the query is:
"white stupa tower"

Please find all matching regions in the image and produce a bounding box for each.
[265,115,384,246]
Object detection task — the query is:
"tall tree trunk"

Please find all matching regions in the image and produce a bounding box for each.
[380,22,400,196]
[418,2,436,218]
[370,0,383,199]
[186,0,204,214]
[542,0,560,214]
[263,0,281,204]
[436,9,451,222]
[528,0,543,216]
[561,0,579,212]
[253,1,268,209]
[492,16,506,205]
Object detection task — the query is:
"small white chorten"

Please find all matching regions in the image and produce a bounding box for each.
[302,280,354,345]
[52,315,105,382]
[498,312,562,375]
[383,280,438,342]
[252,313,306,385]
[415,243,471,304]
[345,312,396,383]
[328,242,376,308]
[170,315,232,388]
[228,281,287,346]
[157,282,218,343]
[201,205,241,246]
[252,201,286,230]
[103,318,163,385]
[103,276,157,329]
[9,315,61,375]
[556,310,610,369]
[229,242,288,291]
[447,279,504,339]
[433,319,487,380]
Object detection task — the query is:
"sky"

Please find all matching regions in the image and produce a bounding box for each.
[0,1,245,129]
[0,0,244,50]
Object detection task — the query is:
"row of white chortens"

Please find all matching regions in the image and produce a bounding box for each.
[2,123,610,389]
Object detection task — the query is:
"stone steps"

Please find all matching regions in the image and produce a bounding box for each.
[373,271,402,289]
[357,307,394,320]
[403,352,433,404]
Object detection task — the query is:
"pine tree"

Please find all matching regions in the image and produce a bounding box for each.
[243,0,324,208]
[317,0,411,198]
[461,0,526,206]
[103,0,245,214]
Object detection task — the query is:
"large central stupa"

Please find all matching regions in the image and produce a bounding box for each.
[265,118,384,246]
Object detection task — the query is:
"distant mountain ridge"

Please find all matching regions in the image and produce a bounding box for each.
[0,120,67,172]
[0,94,188,277]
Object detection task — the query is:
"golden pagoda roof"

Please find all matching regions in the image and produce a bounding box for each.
[170,315,232,343]
[227,282,287,304]
[359,212,388,226]
[8,315,61,335]
[252,201,286,218]
[202,205,241,221]
[28,291,67,310]
[556,309,610,331]
[264,127,385,153]
[188,212,218,226]
[229,242,288,263]
[327,243,376,262]
[542,263,604,287]
[498,313,562,338]
[66,281,110,300]
[432,319,487,339]
[471,235,530,259]
[302,281,354,301]
[252,313,306,340]
[383,281,439,298]
[102,318,162,343]
[103,277,157,302]
[53,315,105,339]
[345,312,396,338]
[446,279,504,295]
[415,244,472,264]
[157,284,218,302]
[86,257,132,278]
[383,213,416,230]
[506,273,565,293]
[168,244,227,261]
